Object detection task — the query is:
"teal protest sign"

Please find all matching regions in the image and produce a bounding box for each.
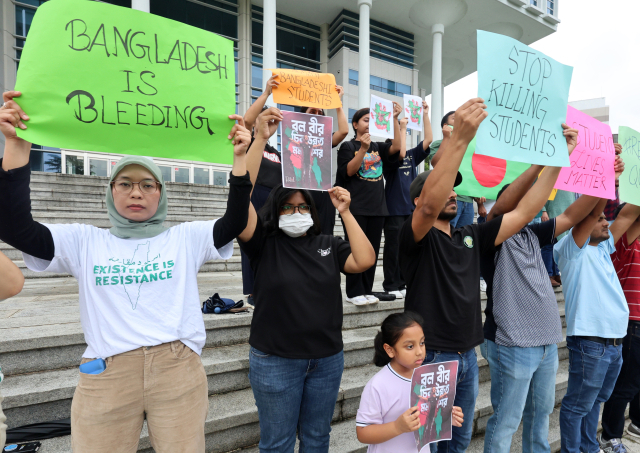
[618,126,640,205]
[475,30,573,167]
[15,0,235,164]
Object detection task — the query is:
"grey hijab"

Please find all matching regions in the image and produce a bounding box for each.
[106,156,168,239]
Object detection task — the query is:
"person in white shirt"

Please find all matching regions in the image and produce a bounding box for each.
[0,90,253,452]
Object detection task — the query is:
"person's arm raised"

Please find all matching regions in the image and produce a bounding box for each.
[412,98,488,242]
[399,118,408,160]
[346,134,370,177]
[487,164,541,221]
[243,74,279,132]
[212,116,254,248]
[389,102,402,155]
[0,251,24,300]
[246,107,282,189]
[331,187,376,273]
[422,100,433,150]
[0,91,31,171]
[610,202,640,244]
[495,124,578,246]
[429,124,452,168]
[332,85,349,147]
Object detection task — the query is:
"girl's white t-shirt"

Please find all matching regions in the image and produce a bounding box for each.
[23,221,233,359]
[356,364,418,453]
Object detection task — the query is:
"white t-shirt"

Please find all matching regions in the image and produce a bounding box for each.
[23,221,233,359]
[356,364,418,453]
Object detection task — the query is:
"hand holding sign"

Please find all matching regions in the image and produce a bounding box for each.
[228,116,252,156]
[451,98,488,145]
[255,107,283,141]
[0,92,29,140]
[395,405,422,434]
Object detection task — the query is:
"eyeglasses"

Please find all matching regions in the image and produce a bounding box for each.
[111,179,161,195]
[280,204,311,215]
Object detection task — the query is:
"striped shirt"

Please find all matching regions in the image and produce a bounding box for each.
[612,232,640,321]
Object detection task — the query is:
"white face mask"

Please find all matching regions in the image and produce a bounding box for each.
[279,213,314,237]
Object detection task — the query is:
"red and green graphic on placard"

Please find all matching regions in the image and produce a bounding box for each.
[371,102,391,134]
[406,99,422,126]
[456,137,530,199]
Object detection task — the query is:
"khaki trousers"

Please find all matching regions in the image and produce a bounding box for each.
[71,341,208,453]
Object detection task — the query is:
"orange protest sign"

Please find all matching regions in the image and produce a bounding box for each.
[269,68,342,109]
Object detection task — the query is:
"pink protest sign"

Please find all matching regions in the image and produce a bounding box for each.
[554,106,616,199]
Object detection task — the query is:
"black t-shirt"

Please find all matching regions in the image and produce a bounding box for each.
[399,215,504,352]
[250,137,282,189]
[240,217,352,359]
[481,219,557,342]
[336,140,398,217]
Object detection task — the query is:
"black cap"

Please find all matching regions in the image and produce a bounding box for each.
[410,170,463,202]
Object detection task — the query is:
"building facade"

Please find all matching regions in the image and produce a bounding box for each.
[1,0,559,185]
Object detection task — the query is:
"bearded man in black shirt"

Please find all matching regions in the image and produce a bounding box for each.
[399,98,577,453]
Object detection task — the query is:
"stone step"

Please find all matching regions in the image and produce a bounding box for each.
[32,359,572,453]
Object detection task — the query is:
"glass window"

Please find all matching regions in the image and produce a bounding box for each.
[348,108,358,124]
[397,83,412,95]
[252,64,263,89]
[370,76,382,91]
[174,167,189,183]
[194,167,209,184]
[158,165,171,183]
[30,150,61,173]
[213,171,227,186]
[65,155,84,175]
[89,158,108,177]
[151,0,238,39]
[349,69,358,86]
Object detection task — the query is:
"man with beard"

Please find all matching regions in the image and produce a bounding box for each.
[399,97,578,453]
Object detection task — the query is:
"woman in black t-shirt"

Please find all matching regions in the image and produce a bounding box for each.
[336,105,402,306]
[237,110,376,452]
[300,85,349,236]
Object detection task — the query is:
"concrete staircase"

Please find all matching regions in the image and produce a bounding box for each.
[0,172,618,452]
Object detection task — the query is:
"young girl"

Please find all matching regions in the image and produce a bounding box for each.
[356,312,464,452]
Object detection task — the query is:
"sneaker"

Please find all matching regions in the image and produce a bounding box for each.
[246,295,255,308]
[365,295,380,304]
[389,290,404,299]
[346,295,369,306]
[400,289,406,298]
[627,422,640,438]
[371,292,396,301]
[550,276,561,287]
[480,280,487,292]
[598,434,628,453]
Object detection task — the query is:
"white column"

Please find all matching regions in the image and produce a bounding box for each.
[131,0,150,13]
[441,82,445,123]
[358,0,372,108]
[320,23,329,74]
[263,0,277,147]
[431,24,444,140]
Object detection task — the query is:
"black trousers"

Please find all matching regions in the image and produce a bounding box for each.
[602,321,640,439]
[342,215,384,298]
[382,215,408,292]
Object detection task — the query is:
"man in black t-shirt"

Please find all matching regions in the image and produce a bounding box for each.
[398,98,577,453]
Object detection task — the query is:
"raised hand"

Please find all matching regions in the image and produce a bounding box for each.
[450,98,487,145]
[0,91,29,141]
[452,406,464,428]
[442,124,453,139]
[615,155,625,180]
[394,406,421,433]
[614,143,622,155]
[400,117,408,132]
[393,101,402,119]
[328,186,351,213]
[228,115,252,156]
[422,100,430,114]
[562,123,579,155]
[335,85,344,98]
[264,74,280,97]
[255,107,283,140]
[360,133,372,153]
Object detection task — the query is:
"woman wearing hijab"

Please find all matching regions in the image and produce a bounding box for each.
[238,109,376,452]
[0,91,253,452]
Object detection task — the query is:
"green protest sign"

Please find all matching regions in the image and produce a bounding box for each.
[456,136,530,199]
[618,126,640,205]
[15,0,235,164]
